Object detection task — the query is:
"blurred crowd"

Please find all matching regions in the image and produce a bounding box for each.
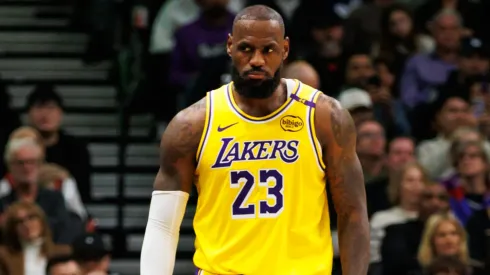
[2,0,490,274]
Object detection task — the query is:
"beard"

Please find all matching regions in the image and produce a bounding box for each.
[202,5,228,18]
[231,65,282,99]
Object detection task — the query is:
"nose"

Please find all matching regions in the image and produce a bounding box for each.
[249,50,265,67]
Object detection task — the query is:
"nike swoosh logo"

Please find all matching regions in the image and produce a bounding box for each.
[217,122,238,132]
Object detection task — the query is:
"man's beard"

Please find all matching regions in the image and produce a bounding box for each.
[231,66,282,99]
[203,5,228,18]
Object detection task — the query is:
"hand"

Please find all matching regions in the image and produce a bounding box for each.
[369,87,392,105]
[457,113,478,128]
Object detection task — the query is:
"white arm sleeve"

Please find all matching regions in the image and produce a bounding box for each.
[140,191,189,275]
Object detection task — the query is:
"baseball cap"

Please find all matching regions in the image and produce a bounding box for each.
[72,233,109,262]
[338,88,373,110]
[460,37,489,58]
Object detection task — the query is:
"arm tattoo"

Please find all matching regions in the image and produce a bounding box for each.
[156,98,207,192]
[316,94,369,275]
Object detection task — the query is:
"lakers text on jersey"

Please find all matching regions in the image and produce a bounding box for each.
[193,79,333,275]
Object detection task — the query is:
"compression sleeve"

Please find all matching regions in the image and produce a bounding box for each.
[140,191,189,275]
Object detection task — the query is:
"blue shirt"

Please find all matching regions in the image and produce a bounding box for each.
[400,53,457,108]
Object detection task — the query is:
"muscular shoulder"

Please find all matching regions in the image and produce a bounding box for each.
[161,97,207,160]
[314,93,356,150]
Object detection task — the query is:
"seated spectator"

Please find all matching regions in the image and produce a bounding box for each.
[338,88,374,127]
[375,3,433,83]
[356,120,387,183]
[1,138,80,244]
[370,161,428,265]
[282,61,319,89]
[441,140,490,225]
[416,95,478,179]
[367,136,415,217]
[46,255,81,275]
[400,9,460,110]
[0,126,87,221]
[340,54,410,137]
[26,84,91,202]
[168,0,234,91]
[72,233,120,275]
[418,214,484,274]
[381,182,449,275]
[425,256,469,275]
[0,202,71,275]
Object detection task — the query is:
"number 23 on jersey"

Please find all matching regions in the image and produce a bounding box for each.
[230,169,284,219]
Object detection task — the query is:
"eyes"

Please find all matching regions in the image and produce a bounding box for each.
[238,45,275,54]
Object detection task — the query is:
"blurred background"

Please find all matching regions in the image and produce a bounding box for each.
[1,0,490,275]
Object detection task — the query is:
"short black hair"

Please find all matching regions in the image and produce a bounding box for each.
[46,254,76,274]
[26,83,63,110]
[233,5,285,36]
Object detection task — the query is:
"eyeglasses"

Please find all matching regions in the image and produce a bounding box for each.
[14,213,37,225]
[10,159,41,166]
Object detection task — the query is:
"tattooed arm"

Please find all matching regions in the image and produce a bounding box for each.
[315,94,369,275]
[141,98,206,275]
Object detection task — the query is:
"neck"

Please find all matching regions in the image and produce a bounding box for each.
[435,48,459,64]
[232,81,286,117]
[460,175,487,194]
[399,199,418,212]
[442,0,457,8]
[358,154,384,175]
[41,131,58,147]
[15,183,37,202]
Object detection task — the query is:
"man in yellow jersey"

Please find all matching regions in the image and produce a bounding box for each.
[141,5,369,275]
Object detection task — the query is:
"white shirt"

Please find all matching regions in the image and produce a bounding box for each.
[23,239,46,275]
[369,206,418,263]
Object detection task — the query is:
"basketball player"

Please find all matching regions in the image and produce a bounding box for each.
[141,5,369,275]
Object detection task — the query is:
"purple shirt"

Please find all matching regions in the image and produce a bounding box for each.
[400,53,457,108]
[169,12,234,87]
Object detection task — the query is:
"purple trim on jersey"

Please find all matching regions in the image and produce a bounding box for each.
[226,83,300,122]
[195,268,199,275]
[308,90,325,170]
[291,93,316,107]
[196,92,213,163]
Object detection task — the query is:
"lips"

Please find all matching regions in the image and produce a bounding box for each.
[246,72,266,80]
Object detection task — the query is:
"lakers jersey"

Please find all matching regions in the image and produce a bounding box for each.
[193,79,333,275]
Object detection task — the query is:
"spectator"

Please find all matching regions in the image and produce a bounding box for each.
[441,140,490,225]
[46,255,82,275]
[425,256,469,275]
[439,37,490,95]
[400,9,461,109]
[343,0,395,53]
[26,84,91,202]
[0,126,87,221]
[341,53,376,91]
[303,12,345,96]
[416,95,477,179]
[0,138,79,244]
[356,120,387,183]
[72,233,120,275]
[381,181,449,275]
[418,214,475,272]
[168,0,234,90]
[370,161,428,265]
[338,88,374,127]
[282,61,319,89]
[367,136,415,217]
[376,4,433,85]
[0,202,71,275]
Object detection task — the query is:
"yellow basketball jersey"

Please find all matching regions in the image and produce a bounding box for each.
[193,79,333,275]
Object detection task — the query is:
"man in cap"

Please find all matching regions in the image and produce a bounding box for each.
[72,233,120,275]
